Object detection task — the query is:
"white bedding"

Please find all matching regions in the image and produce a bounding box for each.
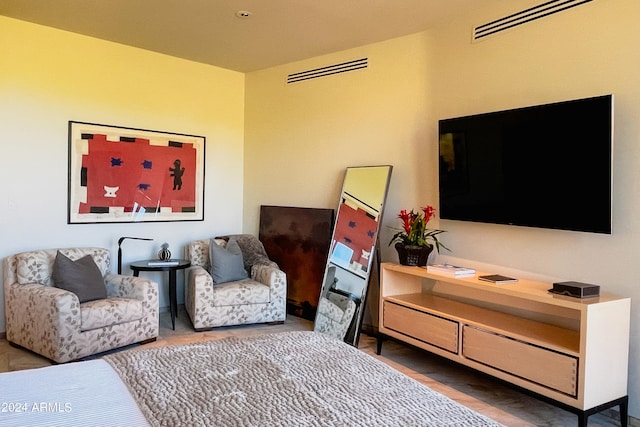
[0,359,149,427]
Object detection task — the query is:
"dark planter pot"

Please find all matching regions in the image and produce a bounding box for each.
[395,243,433,267]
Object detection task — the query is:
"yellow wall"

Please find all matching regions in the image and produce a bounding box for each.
[244,31,435,235]
[428,0,640,277]
[0,17,246,314]
[245,0,640,415]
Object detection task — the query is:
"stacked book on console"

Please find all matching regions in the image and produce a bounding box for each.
[426,263,476,277]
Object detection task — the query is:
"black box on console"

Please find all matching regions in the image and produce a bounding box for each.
[549,281,600,298]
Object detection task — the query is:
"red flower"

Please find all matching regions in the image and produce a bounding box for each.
[389,204,449,253]
[422,205,435,223]
[398,210,410,234]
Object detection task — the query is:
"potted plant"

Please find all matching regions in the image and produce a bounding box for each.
[388,205,449,266]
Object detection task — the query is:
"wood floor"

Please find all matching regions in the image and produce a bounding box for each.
[0,307,632,427]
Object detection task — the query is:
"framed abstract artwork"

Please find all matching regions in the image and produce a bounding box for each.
[68,121,205,224]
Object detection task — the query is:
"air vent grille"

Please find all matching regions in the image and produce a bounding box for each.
[287,58,368,84]
[473,0,593,41]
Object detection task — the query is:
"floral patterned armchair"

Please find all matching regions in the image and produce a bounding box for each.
[313,266,360,341]
[184,234,287,331]
[314,291,358,341]
[3,247,159,363]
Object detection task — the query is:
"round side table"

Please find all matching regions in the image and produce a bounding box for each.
[129,259,191,330]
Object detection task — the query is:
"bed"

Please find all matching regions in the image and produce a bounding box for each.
[0,331,504,426]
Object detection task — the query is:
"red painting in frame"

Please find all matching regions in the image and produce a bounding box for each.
[68,121,205,223]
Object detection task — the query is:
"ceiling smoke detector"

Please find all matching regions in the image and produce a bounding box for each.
[235,10,252,18]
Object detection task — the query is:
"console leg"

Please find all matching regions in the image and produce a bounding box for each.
[578,396,628,427]
[577,412,587,427]
[376,334,384,355]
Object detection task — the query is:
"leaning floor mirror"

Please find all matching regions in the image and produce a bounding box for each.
[313,165,392,346]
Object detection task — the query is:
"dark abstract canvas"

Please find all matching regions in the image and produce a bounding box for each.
[259,206,334,320]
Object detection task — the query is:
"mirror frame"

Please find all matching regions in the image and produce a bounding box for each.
[314,165,393,346]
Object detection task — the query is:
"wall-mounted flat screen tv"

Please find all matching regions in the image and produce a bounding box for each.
[439,94,613,234]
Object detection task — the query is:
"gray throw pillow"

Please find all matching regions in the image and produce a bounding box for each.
[51,251,108,303]
[209,238,249,284]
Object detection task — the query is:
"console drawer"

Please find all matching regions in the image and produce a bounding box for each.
[383,301,458,353]
[463,325,578,396]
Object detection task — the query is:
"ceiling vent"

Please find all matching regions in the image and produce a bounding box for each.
[287,58,368,84]
[473,0,593,41]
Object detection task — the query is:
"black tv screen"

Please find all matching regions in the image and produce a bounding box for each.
[438,95,613,234]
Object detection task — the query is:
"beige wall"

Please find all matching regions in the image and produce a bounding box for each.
[0,17,246,320]
[245,0,640,416]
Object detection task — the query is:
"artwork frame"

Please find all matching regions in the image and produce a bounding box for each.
[68,121,205,224]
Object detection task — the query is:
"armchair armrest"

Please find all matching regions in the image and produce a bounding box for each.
[251,264,287,295]
[317,296,347,323]
[104,273,159,315]
[5,282,81,349]
[184,265,216,330]
[186,265,215,294]
[105,273,156,300]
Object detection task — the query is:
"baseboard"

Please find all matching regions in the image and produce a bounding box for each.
[0,331,5,340]
[628,415,640,426]
[602,407,640,426]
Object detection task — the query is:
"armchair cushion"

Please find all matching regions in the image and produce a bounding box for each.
[209,238,248,284]
[211,278,271,306]
[80,298,144,331]
[51,251,107,303]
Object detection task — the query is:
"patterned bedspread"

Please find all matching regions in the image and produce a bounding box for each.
[104,331,504,426]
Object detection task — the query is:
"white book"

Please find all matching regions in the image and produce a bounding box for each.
[426,263,476,277]
[147,260,180,266]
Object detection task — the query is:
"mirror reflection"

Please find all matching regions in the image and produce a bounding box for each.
[313,165,392,346]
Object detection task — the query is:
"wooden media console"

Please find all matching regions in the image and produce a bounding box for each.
[377,262,630,426]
